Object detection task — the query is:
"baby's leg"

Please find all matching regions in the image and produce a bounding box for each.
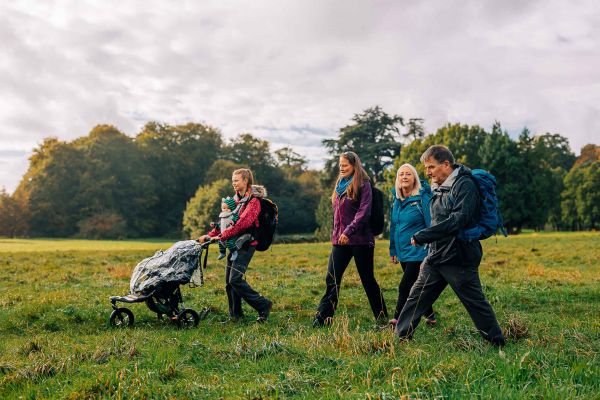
[227,238,239,260]
[218,241,227,260]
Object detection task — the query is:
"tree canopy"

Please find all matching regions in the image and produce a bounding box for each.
[323,106,404,184]
[0,107,597,239]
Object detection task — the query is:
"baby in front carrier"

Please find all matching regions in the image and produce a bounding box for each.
[211,196,252,261]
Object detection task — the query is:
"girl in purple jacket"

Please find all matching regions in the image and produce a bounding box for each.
[313,151,388,326]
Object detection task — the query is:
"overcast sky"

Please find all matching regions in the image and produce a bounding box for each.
[1,0,599,193]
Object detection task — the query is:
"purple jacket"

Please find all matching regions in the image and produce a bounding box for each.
[331,180,374,247]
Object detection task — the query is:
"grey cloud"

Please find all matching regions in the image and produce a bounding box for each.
[0,149,29,158]
[1,0,599,193]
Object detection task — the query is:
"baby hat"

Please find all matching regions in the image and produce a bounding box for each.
[223,196,237,210]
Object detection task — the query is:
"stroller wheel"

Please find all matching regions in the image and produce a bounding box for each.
[110,307,135,328]
[177,309,199,329]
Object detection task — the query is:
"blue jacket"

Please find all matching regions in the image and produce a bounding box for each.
[389,182,432,262]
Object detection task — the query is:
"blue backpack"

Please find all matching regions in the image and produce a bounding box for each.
[456,169,508,241]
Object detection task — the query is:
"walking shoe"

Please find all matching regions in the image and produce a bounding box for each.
[424,313,437,326]
[229,314,244,322]
[312,315,333,327]
[388,318,398,327]
[256,300,272,323]
[490,335,506,347]
[312,317,324,328]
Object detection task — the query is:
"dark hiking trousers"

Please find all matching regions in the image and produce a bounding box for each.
[316,245,388,321]
[394,262,505,345]
[393,261,434,320]
[225,246,270,317]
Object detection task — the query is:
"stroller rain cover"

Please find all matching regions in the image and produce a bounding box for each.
[130,240,204,295]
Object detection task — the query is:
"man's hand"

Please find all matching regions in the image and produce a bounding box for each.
[338,234,349,245]
[390,255,398,264]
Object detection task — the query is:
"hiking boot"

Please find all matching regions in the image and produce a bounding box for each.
[256,300,272,323]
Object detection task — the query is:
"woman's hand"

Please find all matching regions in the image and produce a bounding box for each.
[390,255,398,264]
[338,234,349,245]
[198,235,210,243]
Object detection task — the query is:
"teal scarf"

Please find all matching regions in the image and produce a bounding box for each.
[335,175,354,196]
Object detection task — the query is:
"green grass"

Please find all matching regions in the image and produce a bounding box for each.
[0,232,598,399]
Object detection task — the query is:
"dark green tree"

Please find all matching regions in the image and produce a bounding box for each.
[314,193,333,242]
[561,160,600,230]
[273,170,322,234]
[396,123,582,232]
[531,133,576,171]
[323,106,404,184]
[14,138,87,236]
[404,118,426,141]
[517,129,576,231]
[76,125,157,237]
[275,146,308,177]
[136,122,223,236]
[223,133,284,190]
[204,159,247,184]
[0,189,28,237]
[397,123,489,177]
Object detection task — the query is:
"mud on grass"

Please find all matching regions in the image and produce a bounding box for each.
[0,232,598,398]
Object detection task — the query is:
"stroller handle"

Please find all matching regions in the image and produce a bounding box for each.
[197,238,217,249]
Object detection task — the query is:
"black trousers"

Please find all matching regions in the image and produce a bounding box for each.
[393,261,434,320]
[225,246,270,317]
[316,245,388,321]
[394,262,505,344]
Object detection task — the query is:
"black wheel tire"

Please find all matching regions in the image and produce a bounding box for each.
[177,309,199,329]
[109,308,134,328]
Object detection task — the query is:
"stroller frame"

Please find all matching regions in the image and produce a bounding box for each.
[109,241,211,329]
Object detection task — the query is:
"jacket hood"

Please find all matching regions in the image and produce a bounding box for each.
[250,185,267,198]
[436,164,472,190]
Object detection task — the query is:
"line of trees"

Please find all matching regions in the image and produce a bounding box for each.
[0,107,598,239]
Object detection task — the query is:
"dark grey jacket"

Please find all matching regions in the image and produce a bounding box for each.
[413,165,482,267]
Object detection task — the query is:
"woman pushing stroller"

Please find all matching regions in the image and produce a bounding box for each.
[198,168,273,323]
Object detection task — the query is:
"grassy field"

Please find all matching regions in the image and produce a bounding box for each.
[0,232,598,399]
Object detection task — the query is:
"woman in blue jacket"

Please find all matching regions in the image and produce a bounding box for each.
[389,163,436,327]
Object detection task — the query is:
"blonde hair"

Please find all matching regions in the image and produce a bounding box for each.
[233,168,254,190]
[395,163,421,200]
[331,151,370,202]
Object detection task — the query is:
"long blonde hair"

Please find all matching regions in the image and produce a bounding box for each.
[331,151,370,202]
[395,163,421,200]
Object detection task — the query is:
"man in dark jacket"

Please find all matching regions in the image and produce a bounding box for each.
[394,145,506,346]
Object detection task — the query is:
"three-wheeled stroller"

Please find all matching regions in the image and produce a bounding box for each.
[109,240,211,329]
